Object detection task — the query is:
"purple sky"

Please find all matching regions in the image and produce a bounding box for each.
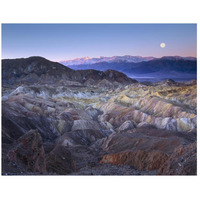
[2,24,197,61]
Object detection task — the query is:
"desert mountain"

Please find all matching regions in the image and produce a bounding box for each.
[60,55,155,66]
[61,56,196,81]
[2,56,137,86]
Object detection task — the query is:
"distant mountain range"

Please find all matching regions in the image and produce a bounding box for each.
[60,55,196,66]
[60,56,197,81]
[60,55,155,66]
[2,56,197,86]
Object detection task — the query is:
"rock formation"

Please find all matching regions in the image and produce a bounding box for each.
[2,56,197,175]
[3,130,46,174]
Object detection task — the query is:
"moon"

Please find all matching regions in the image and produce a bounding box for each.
[160,43,166,48]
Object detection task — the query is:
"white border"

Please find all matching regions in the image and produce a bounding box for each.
[0,1,199,200]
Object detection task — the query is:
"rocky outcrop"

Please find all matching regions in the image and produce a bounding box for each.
[100,150,169,171]
[72,120,101,131]
[117,120,135,132]
[2,98,61,142]
[101,128,194,154]
[6,130,46,174]
[137,121,155,128]
[95,84,197,132]
[100,128,196,174]
[57,129,105,147]
[158,142,197,175]
[45,145,76,174]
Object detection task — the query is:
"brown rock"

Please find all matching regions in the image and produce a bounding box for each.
[101,128,190,154]
[100,150,169,171]
[57,129,104,147]
[45,145,76,175]
[99,127,196,173]
[158,142,197,175]
[7,129,46,174]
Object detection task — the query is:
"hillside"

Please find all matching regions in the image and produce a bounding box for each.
[2,56,137,87]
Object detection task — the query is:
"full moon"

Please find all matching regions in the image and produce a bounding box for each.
[160,43,166,48]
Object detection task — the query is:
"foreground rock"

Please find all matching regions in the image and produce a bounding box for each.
[158,142,197,175]
[100,127,197,174]
[100,150,169,171]
[71,163,157,175]
[4,130,46,174]
[45,145,76,175]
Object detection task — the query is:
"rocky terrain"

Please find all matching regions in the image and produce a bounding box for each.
[2,57,197,175]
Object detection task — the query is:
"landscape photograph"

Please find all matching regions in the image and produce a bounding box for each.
[1,23,197,175]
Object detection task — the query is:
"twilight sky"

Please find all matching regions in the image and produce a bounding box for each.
[2,24,197,61]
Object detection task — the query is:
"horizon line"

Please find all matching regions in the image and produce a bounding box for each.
[1,55,197,62]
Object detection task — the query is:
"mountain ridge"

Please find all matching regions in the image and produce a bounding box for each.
[2,56,137,86]
[60,55,197,66]
[60,55,156,66]
[60,56,197,81]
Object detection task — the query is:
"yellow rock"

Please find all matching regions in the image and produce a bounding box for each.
[47,107,56,113]
[177,118,193,132]
[32,105,42,113]
[57,120,66,134]
[24,102,34,111]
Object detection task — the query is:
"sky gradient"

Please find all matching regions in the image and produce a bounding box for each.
[2,24,197,61]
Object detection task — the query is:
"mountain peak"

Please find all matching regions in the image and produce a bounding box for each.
[60,55,155,66]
